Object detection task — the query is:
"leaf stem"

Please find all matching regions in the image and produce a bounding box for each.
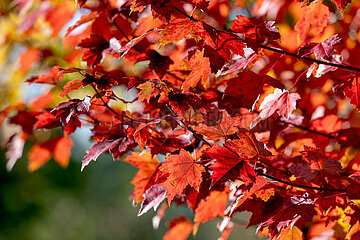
[288,70,307,92]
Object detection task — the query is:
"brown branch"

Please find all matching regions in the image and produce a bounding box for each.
[173,7,360,73]
[91,84,119,116]
[259,44,360,73]
[257,171,345,192]
[252,110,335,139]
[173,6,199,22]
[166,103,212,147]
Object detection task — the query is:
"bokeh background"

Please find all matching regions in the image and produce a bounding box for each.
[0,143,260,240]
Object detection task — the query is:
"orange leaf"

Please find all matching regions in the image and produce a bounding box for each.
[193,190,229,234]
[161,149,205,204]
[60,79,83,98]
[255,187,275,202]
[294,1,330,45]
[277,226,303,240]
[311,114,343,134]
[29,92,54,112]
[228,130,272,158]
[159,19,197,48]
[230,176,268,215]
[46,1,75,37]
[27,66,64,85]
[164,216,193,240]
[19,49,40,73]
[53,136,73,168]
[181,50,211,92]
[124,152,160,204]
[194,112,241,140]
[137,81,160,103]
[65,11,98,37]
[28,144,52,172]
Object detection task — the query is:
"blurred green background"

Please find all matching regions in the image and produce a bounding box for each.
[0,137,261,240]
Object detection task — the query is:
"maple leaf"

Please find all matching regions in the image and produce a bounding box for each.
[204,138,261,185]
[294,1,330,45]
[77,34,109,67]
[193,190,229,234]
[82,127,136,171]
[133,123,157,150]
[251,89,301,129]
[119,29,157,58]
[257,199,316,237]
[297,35,343,60]
[28,137,73,171]
[289,163,318,181]
[19,48,40,73]
[222,71,267,110]
[10,110,38,135]
[230,130,272,158]
[34,112,61,130]
[194,111,242,140]
[311,114,343,134]
[230,176,268,215]
[181,49,211,92]
[147,133,184,155]
[137,81,160,103]
[27,66,64,85]
[344,75,360,110]
[159,19,198,48]
[81,138,122,171]
[332,0,351,13]
[163,216,193,240]
[60,79,83,98]
[277,226,303,240]
[124,152,160,204]
[28,144,52,172]
[53,136,74,168]
[294,146,342,180]
[65,11,98,37]
[230,15,279,50]
[147,49,174,78]
[82,74,120,90]
[160,149,205,204]
[137,183,166,216]
[5,133,26,171]
[255,186,276,202]
[52,97,91,135]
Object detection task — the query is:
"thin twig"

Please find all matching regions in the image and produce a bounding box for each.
[166,103,211,147]
[258,171,345,192]
[173,7,360,73]
[91,84,119,116]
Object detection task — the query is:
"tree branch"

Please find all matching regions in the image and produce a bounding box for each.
[166,103,212,147]
[257,171,345,192]
[91,84,119,116]
[173,7,360,73]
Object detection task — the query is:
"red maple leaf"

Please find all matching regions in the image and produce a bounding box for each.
[27,66,63,85]
[160,149,205,204]
[222,71,267,110]
[231,15,280,50]
[251,89,301,129]
[194,111,242,140]
[124,152,161,204]
[193,189,229,233]
[163,216,193,240]
[297,35,343,60]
